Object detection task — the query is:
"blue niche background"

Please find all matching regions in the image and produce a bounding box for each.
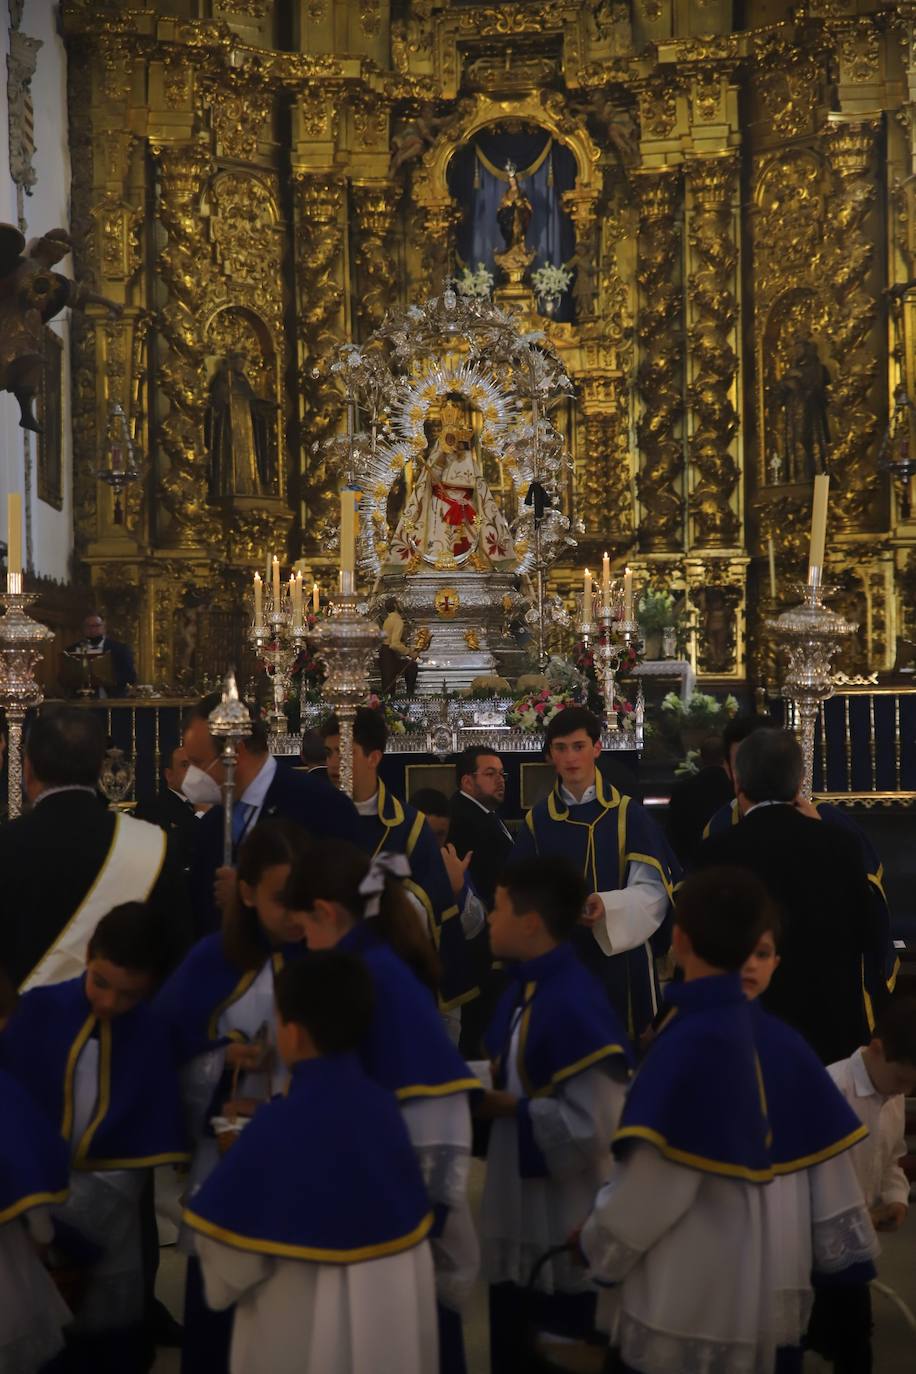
[447,125,577,322]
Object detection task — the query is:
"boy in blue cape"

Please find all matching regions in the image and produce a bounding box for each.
[1,903,188,1374]
[186,950,439,1374]
[580,867,777,1373]
[0,974,72,1373]
[509,707,678,1041]
[327,706,479,1020]
[477,855,632,1374]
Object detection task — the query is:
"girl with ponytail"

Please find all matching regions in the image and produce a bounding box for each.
[284,838,481,1374]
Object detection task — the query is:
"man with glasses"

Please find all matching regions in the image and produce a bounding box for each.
[448,747,515,1056]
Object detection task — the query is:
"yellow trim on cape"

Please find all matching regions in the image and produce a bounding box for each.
[623,851,675,901]
[394,1077,481,1102]
[770,1124,869,1176]
[439,985,481,1012]
[532,1043,629,1098]
[546,771,621,823]
[887,956,901,994]
[613,1125,774,1183]
[73,1019,112,1165]
[0,1188,69,1226]
[862,957,875,1034]
[515,979,537,1099]
[60,1013,96,1141]
[183,1206,434,1264]
[76,1150,191,1172]
[405,809,425,857]
[206,969,259,1043]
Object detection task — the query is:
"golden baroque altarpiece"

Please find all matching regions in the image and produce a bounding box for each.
[59,0,916,690]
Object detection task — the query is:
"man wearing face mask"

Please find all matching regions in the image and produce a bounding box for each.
[65,611,137,698]
[184,694,364,936]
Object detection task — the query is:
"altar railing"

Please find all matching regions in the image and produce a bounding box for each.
[61,697,197,804]
[780,679,916,806]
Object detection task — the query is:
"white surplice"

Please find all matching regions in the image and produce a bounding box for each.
[482,1015,625,1295]
[401,1092,478,1311]
[0,1210,70,1374]
[582,1142,773,1374]
[196,1235,438,1374]
[827,1049,911,1210]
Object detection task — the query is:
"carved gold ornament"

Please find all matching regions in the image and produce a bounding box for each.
[434,587,461,619]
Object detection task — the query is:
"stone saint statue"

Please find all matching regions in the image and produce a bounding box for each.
[0,224,121,431]
[386,394,516,571]
[205,351,277,499]
[775,338,831,482]
[494,162,535,283]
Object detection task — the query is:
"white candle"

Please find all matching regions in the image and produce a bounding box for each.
[340,491,357,576]
[767,536,776,600]
[294,571,303,626]
[807,474,829,584]
[253,571,262,622]
[7,493,22,580]
[272,555,281,609]
[583,568,592,625]
[312,581,320,615]
[601,551,611,608]
[624,567,634,622]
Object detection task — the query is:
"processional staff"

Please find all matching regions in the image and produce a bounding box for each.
[208,670,253,867]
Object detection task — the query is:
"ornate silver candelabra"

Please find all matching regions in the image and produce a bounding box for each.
[250,585,306,738]
[314,584,383,798]
[208,671,253,866]
[766,581,856,800]
[0,585,53,818]
[579,589,639,733]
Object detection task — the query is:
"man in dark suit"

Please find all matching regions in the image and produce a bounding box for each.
[134,744,200,876]
[693,728,886,1064]
[447,746,514,1056]
[184,695,363,934]
[665,733,733,866]
[65,610,137,696]
[0,704,192,987]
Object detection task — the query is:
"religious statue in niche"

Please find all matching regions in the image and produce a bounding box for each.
[692,583,741,675]
[386,394,516,572]
[773,338,831,483]
[0,224,120,431]
[494,162,535,284]
[204,351,278,500]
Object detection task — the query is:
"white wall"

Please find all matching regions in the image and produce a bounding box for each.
[0,0,74,582]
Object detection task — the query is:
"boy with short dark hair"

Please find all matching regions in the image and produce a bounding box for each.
[186,951,438,1374]
[479,855,631,1374]
[1,902,188,1372]
[510,706,678,1040]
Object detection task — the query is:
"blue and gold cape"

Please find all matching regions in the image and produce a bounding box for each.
[703,797,897,1018]
[614,973,772,1182]
[510,771,679,1036]
[359,779,478,1010]
[485,943,632,1178]
[339,924,479,1104]
[0,976,189,1171]
[154,932,307,1065]
[184,1053,432,1262]
[0,1065,69,1224]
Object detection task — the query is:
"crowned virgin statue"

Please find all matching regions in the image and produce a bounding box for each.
[386,394,516,571]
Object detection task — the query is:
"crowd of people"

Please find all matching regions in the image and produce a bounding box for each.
[0,698,911,1374]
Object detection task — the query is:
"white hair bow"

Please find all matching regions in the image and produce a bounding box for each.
[358,850,411,917]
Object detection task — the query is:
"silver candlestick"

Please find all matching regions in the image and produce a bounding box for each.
[0,584,53,818]
[579,589,640,734]
[250,585,306,738]
[314,588,383,798]
[766,581,855,800]
[209,670,253,866]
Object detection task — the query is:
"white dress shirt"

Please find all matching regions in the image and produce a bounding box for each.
[827,1047,910,1210]
[238,753,277,830]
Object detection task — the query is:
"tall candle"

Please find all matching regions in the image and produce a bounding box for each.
[340,491,357,575]
[312,581,320,615]
[272,555,281,609]
[767,536,777,600]
[7,493,22,579]
[601,551,611,606]
[294,571,303,626]
[807,473,829,583]
[624,567,634,621]
[583,568,593,625]
[253,571,263,622]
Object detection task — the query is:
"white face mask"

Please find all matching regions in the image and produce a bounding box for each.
[181,763,222,807]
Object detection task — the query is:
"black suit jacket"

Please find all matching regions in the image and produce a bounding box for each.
[0,790,193,987]
[65,636,137,695]
[665,766,734,867]
[134,787,200,875]
[447,791,514,910]
[693,805,884,1063]
[190,762,364,936]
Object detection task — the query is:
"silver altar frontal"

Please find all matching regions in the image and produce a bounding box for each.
[392,569,518,692]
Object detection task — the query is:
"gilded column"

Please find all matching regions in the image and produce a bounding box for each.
[823,117,881,532]
[633,167,684,553]
[418,201,461,297]
[562,188,600,322]
[579,376,632,546]
[351,181,399,336]
[685,152,740,550]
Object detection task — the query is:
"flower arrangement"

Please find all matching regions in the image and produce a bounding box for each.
[637,589,678,633]
[506,689,580,732]
[531,262,574,316]
[661,690,739,729]
[455,263,494,299]
[365,692,421,736]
